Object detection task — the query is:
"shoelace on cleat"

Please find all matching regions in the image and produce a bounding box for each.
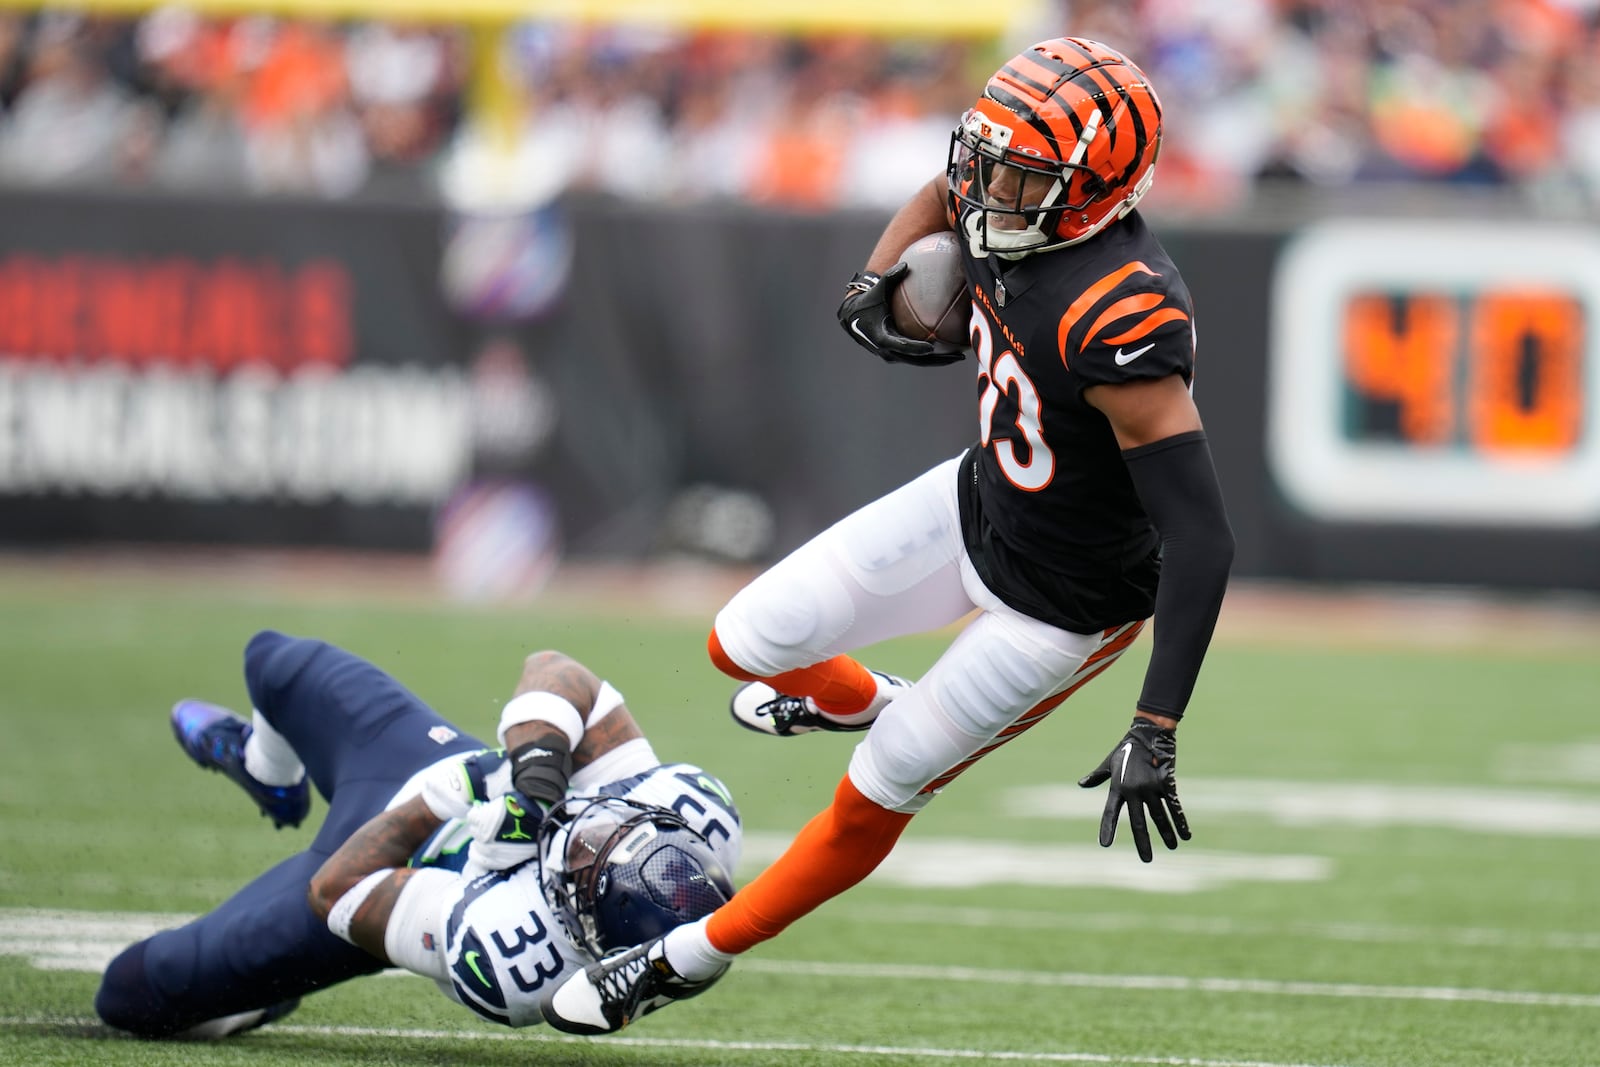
[595,954,655,1016]
[759,696,814,732]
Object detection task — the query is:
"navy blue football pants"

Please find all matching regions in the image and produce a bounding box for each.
[95,630,486,1037]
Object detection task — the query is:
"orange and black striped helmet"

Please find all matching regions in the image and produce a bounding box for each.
[947,37,1163,259]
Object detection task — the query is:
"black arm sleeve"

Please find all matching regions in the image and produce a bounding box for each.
[1122,430,1235,719]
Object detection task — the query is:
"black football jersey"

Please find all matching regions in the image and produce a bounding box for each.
[955,211,1195,633]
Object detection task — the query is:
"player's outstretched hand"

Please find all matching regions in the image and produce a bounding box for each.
[1078,717,1191,863]
[837,264,966,367]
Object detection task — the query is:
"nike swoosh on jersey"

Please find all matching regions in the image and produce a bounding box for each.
[465,949,491,987]
[1114,343,1156,365]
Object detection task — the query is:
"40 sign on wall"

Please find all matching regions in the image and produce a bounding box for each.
[1268,221,1600,527]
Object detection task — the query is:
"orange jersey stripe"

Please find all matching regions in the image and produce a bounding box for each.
[1084,292,1166,350]
[1102,307,1190,347]
[1056,261,1157,364]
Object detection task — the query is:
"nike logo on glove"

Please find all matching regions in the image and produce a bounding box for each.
[848,320,875,347]
[1114,343,1156,365]
[1116,741,1134,782]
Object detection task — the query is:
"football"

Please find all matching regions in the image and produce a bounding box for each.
[890,231,971,347]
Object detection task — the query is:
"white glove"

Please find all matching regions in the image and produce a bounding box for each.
[419,749,513,821]
[465,791,544,871]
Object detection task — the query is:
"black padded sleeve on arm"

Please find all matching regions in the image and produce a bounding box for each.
[509,734,573,811]
[1121,429,1235,720]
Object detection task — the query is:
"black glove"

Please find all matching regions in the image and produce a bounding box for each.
[509,734,572,812]
[1078,717,1191,863]
[836,262,967,367]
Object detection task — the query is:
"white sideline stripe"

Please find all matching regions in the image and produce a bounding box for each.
[837,904,1600,953]
[0,1016,1366,1067]
[737,960,1600,1009]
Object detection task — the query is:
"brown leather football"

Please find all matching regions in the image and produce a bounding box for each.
[889,231,971,347]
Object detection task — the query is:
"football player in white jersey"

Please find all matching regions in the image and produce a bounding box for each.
[95,629,740,1038]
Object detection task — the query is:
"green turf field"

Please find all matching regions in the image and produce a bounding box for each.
[2,568,1597,1067]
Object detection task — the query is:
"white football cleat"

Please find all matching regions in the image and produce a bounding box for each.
[729,670,912,737]
[540,937,726,1035]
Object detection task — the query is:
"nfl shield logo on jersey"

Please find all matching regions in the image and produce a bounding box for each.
[429,725,459,744]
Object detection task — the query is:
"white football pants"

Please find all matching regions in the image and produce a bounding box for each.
[713,454,1143,813]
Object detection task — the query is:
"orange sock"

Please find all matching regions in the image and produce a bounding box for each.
[705,775,912,954]
[707,629,879,715]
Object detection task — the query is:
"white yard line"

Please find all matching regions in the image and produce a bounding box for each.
[735,960,1600,1009]
[1004,780,1600,837]
[736,834,1332,893]
[0,1015,1377,1067]
[3,909,1596,1010]
[833,904,1600,952]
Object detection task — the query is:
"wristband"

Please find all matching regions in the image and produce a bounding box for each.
[326,869,391,945]
[845,270,882,296]
[497,691,584,749]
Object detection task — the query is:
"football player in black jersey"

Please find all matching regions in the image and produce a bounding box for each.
[542,37,1235,1036]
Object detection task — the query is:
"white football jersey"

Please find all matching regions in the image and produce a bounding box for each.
[404,759,741,1027]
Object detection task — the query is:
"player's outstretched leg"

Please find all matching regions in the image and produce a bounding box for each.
[540,936,727,1035]
[729,670,911,737]
[171,700,310,830]
[96,850,383,1038]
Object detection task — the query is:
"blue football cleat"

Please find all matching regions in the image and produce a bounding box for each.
[171,700,310,830]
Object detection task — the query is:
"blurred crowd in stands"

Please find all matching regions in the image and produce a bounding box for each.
[0,0,1597,212]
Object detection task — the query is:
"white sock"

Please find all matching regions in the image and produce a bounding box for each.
[243,710,305,787]
[662,915,736,981]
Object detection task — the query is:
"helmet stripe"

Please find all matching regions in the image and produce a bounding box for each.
[1075,65,1150,186]
[987,83,1072,156]
[1004,50,1080,96]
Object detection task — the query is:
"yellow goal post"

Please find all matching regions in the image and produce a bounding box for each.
[0,0,1044,166]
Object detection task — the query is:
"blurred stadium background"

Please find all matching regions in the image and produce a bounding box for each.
[2,2,1599,1065]
[0,0,1596,595]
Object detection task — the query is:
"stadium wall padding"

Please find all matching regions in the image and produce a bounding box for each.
[0,188,1595,595]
